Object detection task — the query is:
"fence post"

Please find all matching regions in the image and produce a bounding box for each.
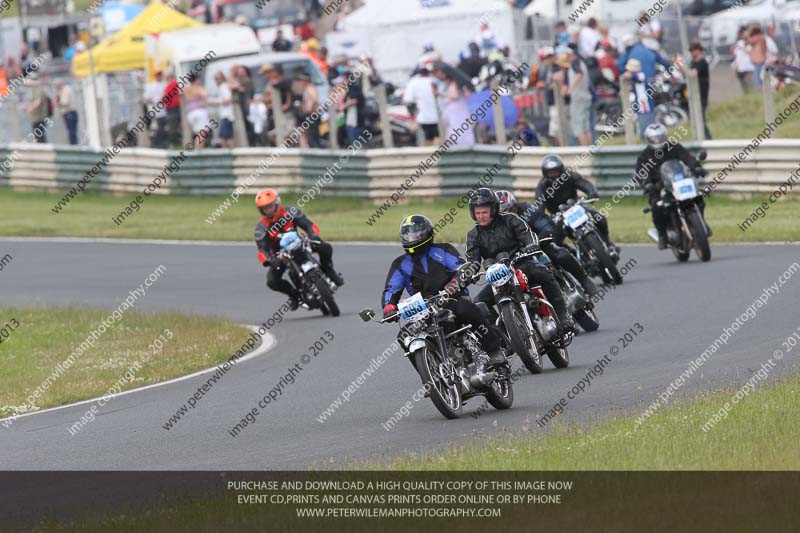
[554,79,569,147]
[180,99,192,146]
[687,69,705,141]
[762,69,774,137]
[328,99,339,149]
[491,79,507,145]
[136,99,149,147]
[270,87,286,146]
[618,80,636,145]
[375,82,394,148]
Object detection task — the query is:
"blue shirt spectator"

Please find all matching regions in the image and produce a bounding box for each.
[617,42,670,80]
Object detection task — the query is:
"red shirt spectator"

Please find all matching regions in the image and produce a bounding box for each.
[163,78,180,109]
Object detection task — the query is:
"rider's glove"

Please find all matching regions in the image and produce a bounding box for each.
[268,256,281,269]
[521,243,538,254]
[694,166,707,177]
[383,304,399,322]
[444,277,460,296]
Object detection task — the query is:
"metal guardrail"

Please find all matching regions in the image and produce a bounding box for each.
[1,141,798,198]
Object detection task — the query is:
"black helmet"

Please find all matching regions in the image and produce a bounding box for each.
[541,154,565,180]
[495,190,517,214]
[468,187,499,221]
[400,214,434,254]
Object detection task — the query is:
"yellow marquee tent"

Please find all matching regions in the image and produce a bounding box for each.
[73,2,203,78]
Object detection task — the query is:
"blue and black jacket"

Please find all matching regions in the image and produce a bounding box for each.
[382,243,465,307]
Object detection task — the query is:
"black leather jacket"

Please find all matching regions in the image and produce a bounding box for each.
[634,143,700,192]
[535,169,598,215]
[465,212,538,263]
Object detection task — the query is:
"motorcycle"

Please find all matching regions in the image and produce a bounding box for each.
[537,239,600,333]
[652,66,689,129]
[553,197,623,285]
[643,153,711,262]
[359,266,513,420]
[277,231,340,316]
[483,249,571,374]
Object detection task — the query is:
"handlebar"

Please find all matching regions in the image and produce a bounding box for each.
[378,289,453,324]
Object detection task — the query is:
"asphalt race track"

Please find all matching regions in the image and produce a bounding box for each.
[0,238,797,470]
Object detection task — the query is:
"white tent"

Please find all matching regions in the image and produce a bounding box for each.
[330,0,514,85]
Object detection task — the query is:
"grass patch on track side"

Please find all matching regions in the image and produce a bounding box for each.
[0,307,251,418]
[1,188,798,244]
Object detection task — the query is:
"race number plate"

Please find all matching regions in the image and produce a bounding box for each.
[673,178,697,201]
[486,263,513,287]
[398,293,429,322]
[564,205,589,229]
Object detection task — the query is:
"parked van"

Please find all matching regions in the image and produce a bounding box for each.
[145,23,262,81]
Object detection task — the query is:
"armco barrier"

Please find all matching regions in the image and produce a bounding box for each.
[1,140,798,198]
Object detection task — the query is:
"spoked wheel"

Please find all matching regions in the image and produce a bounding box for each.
[585,233,622,285]
[546,342,570,368]
[313,272,340,317]
[413,342,462,419]
[672,229,691,262]
[485,363,514,411]
[687,210,711,262]
[500,303,543,374]
[574,307,600,332]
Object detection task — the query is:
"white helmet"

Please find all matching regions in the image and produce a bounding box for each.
[645,124,668,150]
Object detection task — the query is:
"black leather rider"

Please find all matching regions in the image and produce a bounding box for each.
[465,188,573,330]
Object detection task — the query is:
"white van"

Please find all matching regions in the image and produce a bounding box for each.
[145,23,263,81]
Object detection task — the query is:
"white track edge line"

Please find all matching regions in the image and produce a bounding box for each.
[0,326,276,424]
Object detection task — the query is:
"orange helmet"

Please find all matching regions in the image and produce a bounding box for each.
[255,188,281,218]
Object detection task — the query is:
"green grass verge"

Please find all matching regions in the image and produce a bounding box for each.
[41,366,799,532]
[380,373,800,471]
[604,82,800,145]
[0,307,250,418]
[2,188,798,243]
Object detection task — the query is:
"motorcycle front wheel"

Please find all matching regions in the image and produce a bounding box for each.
[413,343,462,420]
[500,303,543,374]
[313,272,340,317]
[687,210,711,262]
[585,232,623,285]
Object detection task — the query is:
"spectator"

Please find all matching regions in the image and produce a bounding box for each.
[433,66,475,145]
[637,12,662,52]
[622,59,656,141]
[341,70,367,147]
[564,46,592,146]
[458,42,487,80]
[403,66,439,145]
[617,34,670,81]
[578,18,601,59]
[63,37,78,62]
[476,22,502,57]
[596,40,619,81]
[272,29,292,52]
[747,25,767,88]
[55,81,79,145]
[318,47,330,76]
[732,26,755,93]
[230,65,256,146]
[516,120,540,146]
[145,70,168,147]
[25,73,49,143]
[550,53,571,145]
[300,39,327,76]
[689,42,711,140]
[163,70,182,147]
[210,71,235,148]
[263,64,295,142]
[295,72,320,148]
[297,19,316,41]
[554,21,569,47]
[184,75,210,149]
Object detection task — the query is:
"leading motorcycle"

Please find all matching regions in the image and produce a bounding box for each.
[359,267,513,420]
[277,231,341,316]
